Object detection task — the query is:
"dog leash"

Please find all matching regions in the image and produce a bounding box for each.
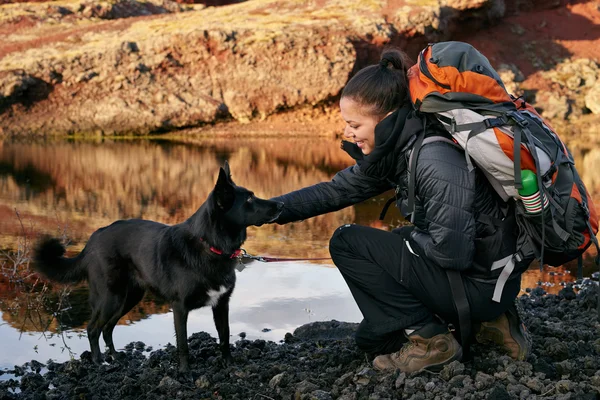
[239,249,331,263]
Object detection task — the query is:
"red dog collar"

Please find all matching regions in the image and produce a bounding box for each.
[199,238,242,259]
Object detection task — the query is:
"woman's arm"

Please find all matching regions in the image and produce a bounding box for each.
[272,165,392,224]
[410,142,476,271]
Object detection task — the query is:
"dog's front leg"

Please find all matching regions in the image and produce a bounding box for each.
[212,293,233,365]
[172,301,191,373]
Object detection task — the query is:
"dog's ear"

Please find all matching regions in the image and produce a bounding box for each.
[214,167,235,210]
[223,160,232,180]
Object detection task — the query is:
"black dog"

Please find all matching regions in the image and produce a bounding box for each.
[34,162,283,373]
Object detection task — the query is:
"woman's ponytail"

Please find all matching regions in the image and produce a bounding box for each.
[342,47,413,117]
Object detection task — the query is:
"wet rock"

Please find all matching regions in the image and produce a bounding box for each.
[293,320,358,341]
[559,285,577,300]
[19,373,47,392]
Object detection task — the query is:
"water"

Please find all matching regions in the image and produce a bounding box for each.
[0,137,598,370]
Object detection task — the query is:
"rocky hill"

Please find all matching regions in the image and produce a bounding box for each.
[0,0,599,141]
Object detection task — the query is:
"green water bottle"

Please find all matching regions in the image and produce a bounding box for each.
[518,170,548,214]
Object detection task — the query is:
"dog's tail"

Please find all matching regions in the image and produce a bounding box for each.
[33,236,87,283]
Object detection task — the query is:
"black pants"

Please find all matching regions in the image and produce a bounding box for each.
[329,224,520,356]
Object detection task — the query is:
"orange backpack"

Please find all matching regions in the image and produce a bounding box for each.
[406,41,599,284]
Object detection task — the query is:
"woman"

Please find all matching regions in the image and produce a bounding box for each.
[271,48,530,373]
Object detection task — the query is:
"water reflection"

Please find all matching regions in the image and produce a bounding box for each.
[0,137,598,368]
[1,262,363,369]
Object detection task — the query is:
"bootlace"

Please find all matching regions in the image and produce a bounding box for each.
[393,339,418,359]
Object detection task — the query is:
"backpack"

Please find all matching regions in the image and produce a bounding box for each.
[407,41,599,273]
[404,41,600,349]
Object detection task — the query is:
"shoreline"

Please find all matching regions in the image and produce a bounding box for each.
[1,283,599,399]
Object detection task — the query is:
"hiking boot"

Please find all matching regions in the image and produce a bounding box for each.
[372,322,463,373]
[474,305,530,361]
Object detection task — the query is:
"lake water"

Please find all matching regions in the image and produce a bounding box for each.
[0,137,598,372]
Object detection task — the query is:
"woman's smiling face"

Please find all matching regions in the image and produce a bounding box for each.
[340,97,380,156]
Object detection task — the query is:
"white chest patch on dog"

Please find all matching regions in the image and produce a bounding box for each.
[206,285,228,307]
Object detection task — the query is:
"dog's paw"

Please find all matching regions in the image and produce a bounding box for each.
[177,369,194,383]
[106,351,127,364]
[222,354,234,367]
[90,353,104,366]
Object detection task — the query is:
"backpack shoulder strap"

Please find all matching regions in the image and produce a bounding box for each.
[406,118,463,222]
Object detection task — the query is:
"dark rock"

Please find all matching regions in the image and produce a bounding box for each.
[293,320,359,341]
[440,360,466,381]
[296,379,319,394]
[310,390,333,400]
[488,385,512,400]
[4,286,600,400]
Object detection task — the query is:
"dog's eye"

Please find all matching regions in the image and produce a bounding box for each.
[247,196,253,203]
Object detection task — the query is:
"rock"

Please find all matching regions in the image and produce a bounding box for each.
[195,375,210,389]
[585,82,600,114]
[556,379,572,394]
[395,372,406,389]
[78,0,183,20]
[538,92,570,120]
[497,63,525,97]
[293,321,358,341]
[296,379,319,394]
[5,285,600,400]
[474,371,495,390]
[488,385,512,400]
[355,367,376,386]
[0,0,533,136]
[269,372,286,389]
[310,390,333,400]
[440,360,465,381]
[544,58,599,89]
[334,371,354,387]
[158,376,181,389]
[0,69,44,110]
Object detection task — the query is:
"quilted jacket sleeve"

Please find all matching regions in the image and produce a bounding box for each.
[410,142,476,271]
[271,165,393,224]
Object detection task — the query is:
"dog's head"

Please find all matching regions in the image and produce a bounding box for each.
[213,161,284,227]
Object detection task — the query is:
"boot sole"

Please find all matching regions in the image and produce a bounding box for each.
[477,301,531,361]
[422,346,464,373]
[507,300,531,361]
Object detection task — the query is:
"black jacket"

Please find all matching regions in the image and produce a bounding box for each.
[272,110,517,279]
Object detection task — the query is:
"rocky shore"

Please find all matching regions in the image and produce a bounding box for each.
[1,283,599,400]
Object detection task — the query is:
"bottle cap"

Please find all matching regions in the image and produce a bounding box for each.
[519,170,539,197]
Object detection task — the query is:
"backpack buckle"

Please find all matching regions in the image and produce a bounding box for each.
[507,111,529,128]
[484,116,508,129]
[581,201,591,218]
